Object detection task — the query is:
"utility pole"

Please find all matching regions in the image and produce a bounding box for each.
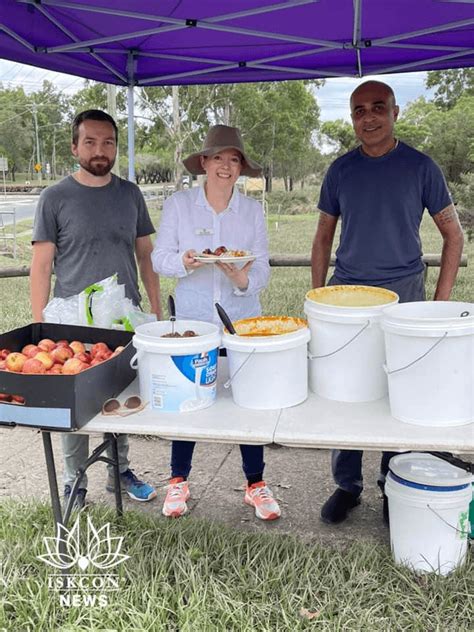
[32,100,42,185]
[107,84,120,176]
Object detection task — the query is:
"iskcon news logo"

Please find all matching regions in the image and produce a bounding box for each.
[38,515,129,607]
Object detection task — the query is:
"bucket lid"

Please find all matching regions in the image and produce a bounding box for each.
[306,285,398,308]
[389,453,473,487]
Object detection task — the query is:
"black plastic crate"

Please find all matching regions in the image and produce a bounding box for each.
[0,323,135,430]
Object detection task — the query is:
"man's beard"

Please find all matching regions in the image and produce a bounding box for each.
[80,156,115,177]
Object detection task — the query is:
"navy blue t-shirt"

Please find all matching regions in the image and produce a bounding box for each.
[318,141,452,284]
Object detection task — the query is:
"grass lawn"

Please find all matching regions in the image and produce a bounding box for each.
[0,200,472,630]
[0,501,472,631]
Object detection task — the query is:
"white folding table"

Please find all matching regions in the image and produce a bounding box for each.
[27,359,474,531]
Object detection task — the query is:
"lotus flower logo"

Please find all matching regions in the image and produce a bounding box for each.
[38,516,129,571]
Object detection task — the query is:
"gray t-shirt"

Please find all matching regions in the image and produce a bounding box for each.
[32,174,155,305]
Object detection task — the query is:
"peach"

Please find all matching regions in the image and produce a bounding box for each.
[22,344,40,358]
[38,338,56,352]
[34,351,54,370]
[54,340,70,348]
[49,364,63,374]
[0,349,11,360]
[91,342,110,358]
[112,345,125,356]
[6,352,27,373]
[0,393,12,402]
[22,358,47,374]
[0,360,6,370]
[74,351,91,364]
[69,341,86,355]
[51,346,73,364]
[62,358,87,375]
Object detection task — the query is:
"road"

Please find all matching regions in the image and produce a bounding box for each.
[0,196,38,225]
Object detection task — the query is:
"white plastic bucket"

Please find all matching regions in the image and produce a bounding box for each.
[222,317,310,409]
[304,286,399,402]
[381,301,474,426]
[131,320,221,413]
[385,453,472,575]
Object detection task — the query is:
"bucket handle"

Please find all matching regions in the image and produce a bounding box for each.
[224,348,257,389]
[308,320,370,360]
[383,332,448,375]
[427,504,470,538]
[130,353,138,370]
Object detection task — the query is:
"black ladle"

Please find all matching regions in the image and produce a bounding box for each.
[215,302,236,335]
[168,295,176,335]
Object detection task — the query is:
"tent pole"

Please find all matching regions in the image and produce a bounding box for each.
[127,85,135,182]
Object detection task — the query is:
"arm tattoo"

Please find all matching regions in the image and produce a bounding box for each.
[436,205,458,227]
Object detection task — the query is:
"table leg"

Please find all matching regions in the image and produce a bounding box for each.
[105,432,123,517]
[42,431,63,528]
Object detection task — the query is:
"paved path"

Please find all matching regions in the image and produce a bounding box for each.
[0,426,390,545]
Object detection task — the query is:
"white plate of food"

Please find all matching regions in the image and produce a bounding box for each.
[194,247,256,264]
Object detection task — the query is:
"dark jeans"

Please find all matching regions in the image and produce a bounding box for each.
[328,270,426,495]
[170,441,265,481]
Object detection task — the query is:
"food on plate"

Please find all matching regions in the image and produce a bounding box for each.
[200,246,249,257]
[0,338,125,375]
[161,329,198,338]
[231,316,308,337]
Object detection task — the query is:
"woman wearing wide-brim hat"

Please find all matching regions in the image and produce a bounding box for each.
[152,124,280,522]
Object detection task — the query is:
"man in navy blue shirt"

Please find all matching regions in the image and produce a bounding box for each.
[311,81,464,525]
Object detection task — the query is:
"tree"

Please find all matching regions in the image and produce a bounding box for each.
[319,119,356,156]
[0,86,32,180]
[229,81,322,191]
[31,81,72,179]
[426,69,474,109]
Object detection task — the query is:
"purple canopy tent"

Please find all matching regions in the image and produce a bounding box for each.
[1,0,473,179]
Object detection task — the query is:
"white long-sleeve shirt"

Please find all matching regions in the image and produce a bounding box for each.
[151,185,270,326]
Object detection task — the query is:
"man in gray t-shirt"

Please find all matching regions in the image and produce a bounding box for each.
[30,109,162,509]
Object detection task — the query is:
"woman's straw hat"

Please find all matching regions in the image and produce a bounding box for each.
[183,125,262,177]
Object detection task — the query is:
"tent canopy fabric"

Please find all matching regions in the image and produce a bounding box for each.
[1,0,474,87]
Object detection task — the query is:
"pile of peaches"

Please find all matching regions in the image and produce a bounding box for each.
[0,338,124,376]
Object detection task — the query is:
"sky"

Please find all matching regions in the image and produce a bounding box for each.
[0,60,434,122]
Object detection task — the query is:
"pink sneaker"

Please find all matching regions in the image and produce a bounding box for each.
[244,481,281,521]
[162,477,190,518]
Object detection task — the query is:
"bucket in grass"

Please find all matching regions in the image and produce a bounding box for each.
[304,286,399,402]
[381,301,474,426]
[131,320,221,412]
[221,316,310,409]
[385,453,472,575]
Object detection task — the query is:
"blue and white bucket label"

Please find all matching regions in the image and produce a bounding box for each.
[149,348,218,412]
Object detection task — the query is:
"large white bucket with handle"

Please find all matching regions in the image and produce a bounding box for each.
[131,320,221,413]
[385,453,472,575]
[381,301,474,426]
[304,286,399,402]
[222,316,310,410]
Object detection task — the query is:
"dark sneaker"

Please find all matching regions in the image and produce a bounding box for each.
[63,485,87,511]
[383,494,389,526]
[320,488,360,524]
[106,469,157,502]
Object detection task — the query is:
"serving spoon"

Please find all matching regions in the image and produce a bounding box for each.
[215,302,236,335]
[168,295,176,336]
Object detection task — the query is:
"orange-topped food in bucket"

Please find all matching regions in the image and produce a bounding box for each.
[306,285,398,308]
[231,316,307,337]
